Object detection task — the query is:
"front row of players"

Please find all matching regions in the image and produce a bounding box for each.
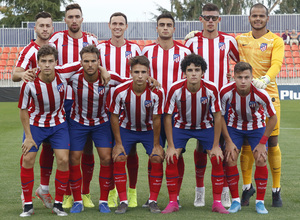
[19,45,277,216]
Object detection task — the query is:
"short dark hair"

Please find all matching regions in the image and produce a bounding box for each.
[66,3,82,14]
[35,11,52,21]
[202,3,220,14]
[157,13,175,26]
[37,45,58,61]
[250,3,268,16]
[130,56,150,69]
[234,62,252,75]
[80,45,100,59]
[181,53,207,73]
[109,12,127,24]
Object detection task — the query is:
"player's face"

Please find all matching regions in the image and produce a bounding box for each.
[34,17,54,41]
[234,70,253,95]
[249,7,269,31]
[81,52,99,77]
[37,55,57,77]
[109,16,128,38]
[65,9,83,33]
[156,18,175,40]
[131,64,149,86]
[184,63,204,85]
[200,11,221,33]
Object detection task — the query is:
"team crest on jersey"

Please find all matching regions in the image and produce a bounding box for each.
[249,101,257,108]
[260,43,267,52]
[125,51,132,59]
[98,86,105,95]
[83,42,89,47]
[173,54,180,63]
[57,83,64,92]
[144,100,152,108]
[201,97,208,104]
[219,42,226,50]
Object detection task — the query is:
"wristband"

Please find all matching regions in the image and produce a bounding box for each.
[259,135,268,145]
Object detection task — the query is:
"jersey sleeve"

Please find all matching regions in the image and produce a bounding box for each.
[18,82,31,109]
[208,85,221,114]
[16,48,34,70]
[266,36,284,80]
[153,89,165,115]
[258,90,276,118]
[109,88,122,115]
[228,37,239,63]
[56,61,82,81]
[164,86,177,114]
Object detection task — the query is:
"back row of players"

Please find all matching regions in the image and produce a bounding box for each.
[14,2,284,217]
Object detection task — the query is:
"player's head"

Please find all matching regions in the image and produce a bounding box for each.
[65,3,83,34]
[249,3,269,31]
[34,11,54,41]
[108,12,128,38]
[156,13,175,40]
[130,56,150,86]
[200,3,221,33]
[37,45,58,75]
[233,62,253,95]
[181,54,207,84]
[80,45,100,77]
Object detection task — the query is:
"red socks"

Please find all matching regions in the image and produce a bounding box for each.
[210,156,224,201]
[99,164,113,201]
[194,149,207,187]
[149,162,163,201]
[114,161,127,202]
[81,153,94,194]
[21,166,34,203]
[177,156,185,196]
[165,155,178,202]
[39,143,54,186]
[226,165,239,199]
[69,165,82,202]
[55,169,69,203]
[255,165,268,201]
[127,153,139,189]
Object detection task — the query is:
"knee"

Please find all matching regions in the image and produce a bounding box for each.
[56,155,69,167]
[115,155,127,162]
[100,156,112,166]
[22,154,36,168]
[150,155,163,163]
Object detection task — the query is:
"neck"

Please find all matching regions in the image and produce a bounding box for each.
[39,72,55,83]
[35,38,49,47]
[132,83,146,96]
[84,72,98,83]
[252,28,268,39]
[187,81,200,93]
[237,88,250,97]
[202,30,218,39]
[111,36,126,47]
[158,37,174,50]
[68,30,83,39]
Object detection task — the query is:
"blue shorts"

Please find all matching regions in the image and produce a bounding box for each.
[160,113,175,148]
[23,122,70,153]
[172,127,214,153]
[227,126,267,151]
[69,119,113,151]
[64,99,74,122]
[120,127,154,155]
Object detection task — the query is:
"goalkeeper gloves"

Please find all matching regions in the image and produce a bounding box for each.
[184,30,200,41]
[252,75,270,89]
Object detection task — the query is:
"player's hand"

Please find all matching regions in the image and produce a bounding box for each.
[224,141,239,162]
[147,76,161,90]
[112,144,126,162]
[86,32,98,39]
[165,146,178,164]
[150,144,165,161]
[21,138,37,156]
[209,145,224,164]
[99,65,111,85]
[22,68,37,82]
[184,30,200,41]
[252,75,270,89]
[253,143,268,162]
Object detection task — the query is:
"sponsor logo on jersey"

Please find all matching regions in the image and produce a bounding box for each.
[219,42,226,50]
[173,54,180,63]
[151,56,157,59]
[104,54,110,56]
[249,101,256,108]
[98,86,105,95]
[57,83,64,92]
[82,42,89,47]
[201,97,208,104]
[144,100,152,108]
[125,51,132,59]
[260,43,267,52]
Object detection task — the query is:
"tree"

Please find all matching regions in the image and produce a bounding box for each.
[0,0,73,27]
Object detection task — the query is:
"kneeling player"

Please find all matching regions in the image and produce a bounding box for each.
[109,56,165,214]
[163,53,228,214]
[220,62,277,214]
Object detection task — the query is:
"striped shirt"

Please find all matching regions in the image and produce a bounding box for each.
[220,81,276,130]
[165,78,221,129]
[16,40,40,70]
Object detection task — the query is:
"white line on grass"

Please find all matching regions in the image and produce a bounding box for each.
[281,128,300,130]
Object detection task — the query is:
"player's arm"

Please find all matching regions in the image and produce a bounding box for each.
[99,65,111,85]
[209,111,224,164]
[164,113,178,164]
[20,109,37,156]
[110,113,126,162]
[150,114,164,161]
[147,76,161,90]
[12,67,37,82]
[221,116,238,162]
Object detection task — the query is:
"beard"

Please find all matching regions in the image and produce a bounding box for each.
[251,22,267,31]
[69,26,80,34]
[36,32,51,41]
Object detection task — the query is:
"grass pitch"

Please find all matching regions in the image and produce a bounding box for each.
[0,100,299,219]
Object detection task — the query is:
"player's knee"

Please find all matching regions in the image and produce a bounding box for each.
[100,156,112,166]
[22,154,36,167]
[150,155,163,163]
[69,153,81,166]
[115,155,127,162]
[56,154,69,168]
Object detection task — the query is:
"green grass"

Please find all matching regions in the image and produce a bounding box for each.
[0,100,299,219]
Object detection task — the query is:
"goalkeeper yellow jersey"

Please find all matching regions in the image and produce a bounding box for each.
[236,30,284,97]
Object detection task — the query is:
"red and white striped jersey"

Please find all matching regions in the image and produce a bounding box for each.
[165,78,221,130]
[16,40,40,70]
[220,81,276,130]
[18,67,78,127]
[69,71,127,126]
[97,39,142,78]
[142,41,191,93]
[109,81,165,131]
[185,31,239,91]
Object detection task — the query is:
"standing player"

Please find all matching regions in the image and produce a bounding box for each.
[184,3,239,208]
[18,45,78,217]
[163,54,228,214]
[220,62,277,214]
[97,12,142,208]
[142,12,191,207]
[236,3,284,207]
[109,56,165,214]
